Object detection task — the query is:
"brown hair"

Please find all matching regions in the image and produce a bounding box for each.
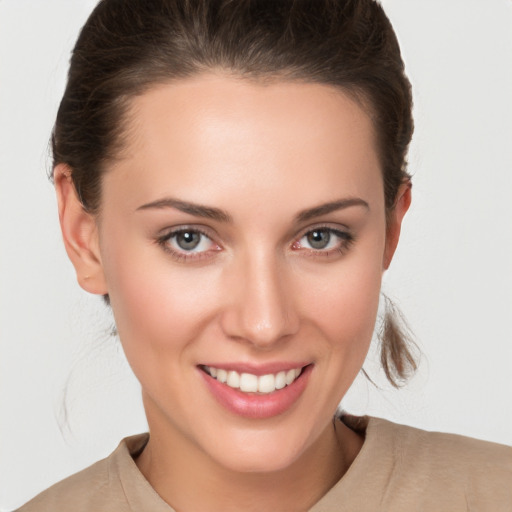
[53,0,417,386]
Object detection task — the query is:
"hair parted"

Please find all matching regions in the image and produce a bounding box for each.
[53,0,417,386]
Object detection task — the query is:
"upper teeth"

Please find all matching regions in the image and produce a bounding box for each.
[205,366,302,394]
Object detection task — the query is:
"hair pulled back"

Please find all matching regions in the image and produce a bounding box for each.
[54,0,417,386]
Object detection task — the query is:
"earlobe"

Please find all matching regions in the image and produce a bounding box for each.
[383,181,412,270]
[54,164,108,295]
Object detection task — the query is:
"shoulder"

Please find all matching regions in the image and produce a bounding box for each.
[16,458,113,512]
[16,434,150,512]
[331,415,512,512]
[370,417,512,510]
[371,416,512,474]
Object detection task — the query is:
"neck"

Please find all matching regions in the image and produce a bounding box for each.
[136,417,363,512]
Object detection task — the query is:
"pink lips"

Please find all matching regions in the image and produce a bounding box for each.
[199,364,312,419]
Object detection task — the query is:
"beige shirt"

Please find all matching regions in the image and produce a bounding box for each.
[17,416,512,511]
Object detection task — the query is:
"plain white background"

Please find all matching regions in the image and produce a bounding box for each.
[1,0,511,509]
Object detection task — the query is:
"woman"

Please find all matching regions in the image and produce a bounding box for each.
[10,0,512,510]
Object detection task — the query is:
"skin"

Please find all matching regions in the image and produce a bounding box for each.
[55,74,410,512]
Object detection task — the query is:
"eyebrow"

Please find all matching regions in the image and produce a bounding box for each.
[136,196,369,223]
[295,197,369,222]
[136,198,232,222]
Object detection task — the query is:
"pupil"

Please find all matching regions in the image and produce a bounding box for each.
[307,230,330,249]
[177,231,200,250]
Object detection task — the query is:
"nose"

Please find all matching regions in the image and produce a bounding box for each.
[220,251,299,349]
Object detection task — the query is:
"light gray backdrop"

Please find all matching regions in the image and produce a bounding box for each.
[1,0,511,509]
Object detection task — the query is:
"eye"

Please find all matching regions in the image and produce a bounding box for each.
[303,229,335,250]
[293,227,354,255]
[157,227,220,260]
[172,230,208,252]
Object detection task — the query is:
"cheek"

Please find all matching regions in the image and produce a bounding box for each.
[298,240,384,357]
[99,215,385,377]
[310,270,380,342]
[100,235,221,362]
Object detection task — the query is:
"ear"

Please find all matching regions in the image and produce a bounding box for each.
[54,164,108,294]
[383,181,412,270]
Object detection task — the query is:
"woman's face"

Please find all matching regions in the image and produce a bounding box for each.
[81,75,397,472]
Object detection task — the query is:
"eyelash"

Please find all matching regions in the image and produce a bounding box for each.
[156,225,355,262]
[156,227,219,262]
[293,225,355,258]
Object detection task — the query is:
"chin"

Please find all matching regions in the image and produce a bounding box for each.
[217,448,300,474]
[204,423,315,474]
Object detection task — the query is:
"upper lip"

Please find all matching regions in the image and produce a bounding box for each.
[198,362,311,376]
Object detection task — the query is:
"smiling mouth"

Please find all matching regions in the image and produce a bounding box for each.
[200,365,305,394]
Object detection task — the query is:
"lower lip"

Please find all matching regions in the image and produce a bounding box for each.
[199,365,312,419]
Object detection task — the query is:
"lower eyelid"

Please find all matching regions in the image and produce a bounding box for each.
[157,226,353,259]
[292,229,355,258]
[157,226,226,263]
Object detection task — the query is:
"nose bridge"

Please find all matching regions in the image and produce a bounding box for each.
[222,247,298,347]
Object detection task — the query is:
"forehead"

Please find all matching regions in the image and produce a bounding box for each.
[105,74,383,213]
